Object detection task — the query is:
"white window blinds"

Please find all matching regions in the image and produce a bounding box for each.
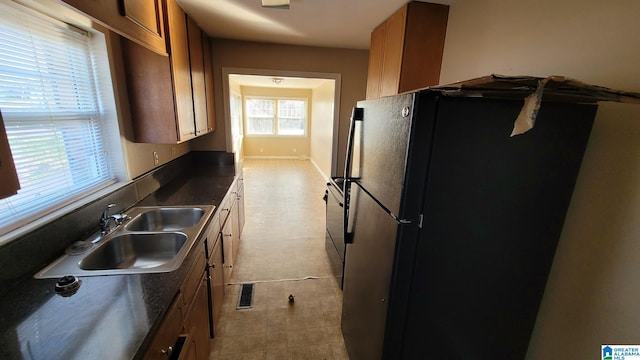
[0,2,116,234]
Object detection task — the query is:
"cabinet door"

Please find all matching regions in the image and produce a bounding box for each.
[186,17,208,136]
[181,244,207,308]
[183,274,211,360]
[379,5,407,98]
[221,213,235,284]
[231,197,240,265]
[208,235,225,337]
[164,0,196,142]
[0,111,20,199]
[121,38,179,143]
[62,0,166,55]
[365,24,386,100]
[236,178,245,237]
[398,2,449,93]
[202,36,216,133]
[143,294,184,360]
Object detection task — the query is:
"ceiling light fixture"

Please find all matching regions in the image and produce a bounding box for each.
[272,77,284,84]
[262,0,289,9]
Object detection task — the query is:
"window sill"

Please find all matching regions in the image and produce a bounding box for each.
[0,181,131,246]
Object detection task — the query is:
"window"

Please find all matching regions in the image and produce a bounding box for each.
[0,1,123,237]
[245,97,306,136]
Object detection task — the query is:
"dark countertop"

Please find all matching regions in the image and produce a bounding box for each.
[0,164,237,360]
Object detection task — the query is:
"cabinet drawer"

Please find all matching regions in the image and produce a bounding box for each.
[218,192,235,227]
[180,243,206,308]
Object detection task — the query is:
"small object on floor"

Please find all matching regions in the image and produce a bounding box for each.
[288,294,295,304]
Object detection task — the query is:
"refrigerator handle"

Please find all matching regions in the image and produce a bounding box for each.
[344,107,363,245]
[343,107,363,184]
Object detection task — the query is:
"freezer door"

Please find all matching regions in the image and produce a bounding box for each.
[350,94,414,217]
[341,184,400,360]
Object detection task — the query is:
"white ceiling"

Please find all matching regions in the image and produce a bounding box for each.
[178,0,456,50]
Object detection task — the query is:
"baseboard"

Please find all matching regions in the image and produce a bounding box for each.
[309,158,330,182]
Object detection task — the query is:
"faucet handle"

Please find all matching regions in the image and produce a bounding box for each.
[102,203,116,218]
[112,213,131,225]
[100,203,117,230]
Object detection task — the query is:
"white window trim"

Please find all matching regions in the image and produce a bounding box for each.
[244,95,308,138]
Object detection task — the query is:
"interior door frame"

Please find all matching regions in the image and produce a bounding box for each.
[221,67,342,176]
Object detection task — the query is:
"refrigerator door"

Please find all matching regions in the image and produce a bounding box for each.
[341,183,401,360]
[349,94,414,218]
[401,97,596,359]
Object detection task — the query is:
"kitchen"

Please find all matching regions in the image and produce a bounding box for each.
[0,0,640,359]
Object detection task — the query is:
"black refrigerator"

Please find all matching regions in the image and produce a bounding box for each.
[340,90,596,359]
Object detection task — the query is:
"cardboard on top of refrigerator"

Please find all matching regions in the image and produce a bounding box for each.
[419,74,640,136]
[427,74,640,104]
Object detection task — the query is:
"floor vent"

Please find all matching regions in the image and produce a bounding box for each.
[237,283,254,309]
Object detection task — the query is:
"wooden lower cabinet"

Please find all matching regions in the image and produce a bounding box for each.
[208,234,224,337]
[183,273,211,360]
[144,245,210,360]
[220,210,236,285]
[143,294,184,360]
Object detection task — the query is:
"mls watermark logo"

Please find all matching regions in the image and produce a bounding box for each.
[603,345,640,360]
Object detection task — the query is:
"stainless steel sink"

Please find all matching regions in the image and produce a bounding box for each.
[126,207,205,231]
[79,233,187,270]
[34,205,214,278]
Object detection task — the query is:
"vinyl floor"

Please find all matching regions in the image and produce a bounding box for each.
[209,159,349,360]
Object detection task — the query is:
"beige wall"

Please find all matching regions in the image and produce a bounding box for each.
[241,86,311,158]
[190,39,369,176]
[310,80,336,179]
[440,1,640,358]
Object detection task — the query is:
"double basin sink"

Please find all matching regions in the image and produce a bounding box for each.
[35,206,214,278]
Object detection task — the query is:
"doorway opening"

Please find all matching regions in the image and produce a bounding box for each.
[222,68,341,180]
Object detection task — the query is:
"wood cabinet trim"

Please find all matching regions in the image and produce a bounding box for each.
[0,111,20,199]
[61,0,167,56]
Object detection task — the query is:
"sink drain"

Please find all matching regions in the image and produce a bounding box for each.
[54,275,81,297]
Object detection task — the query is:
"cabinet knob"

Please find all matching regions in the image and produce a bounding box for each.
[161,346,173,357]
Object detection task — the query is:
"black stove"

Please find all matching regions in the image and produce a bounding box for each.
[324,177,346,289]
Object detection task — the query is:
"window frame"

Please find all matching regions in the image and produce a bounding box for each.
[0,0,127,243]
[243,96,308,137]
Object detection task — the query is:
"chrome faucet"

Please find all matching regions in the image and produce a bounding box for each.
[99,203,130,235]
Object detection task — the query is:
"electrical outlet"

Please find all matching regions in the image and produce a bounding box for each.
[171,146,176,155]
[153,151,159,165]
[260,148,263,153]
[293,148,297,153]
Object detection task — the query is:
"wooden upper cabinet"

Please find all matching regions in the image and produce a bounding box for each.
[122,0,220,144]
[61,0,167,55]
[365,25,386,100]
[186,17,208,137]
[0,111,20,199]
[202,32,217,134]
[164,0,196,142]
[365,1,449,99]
